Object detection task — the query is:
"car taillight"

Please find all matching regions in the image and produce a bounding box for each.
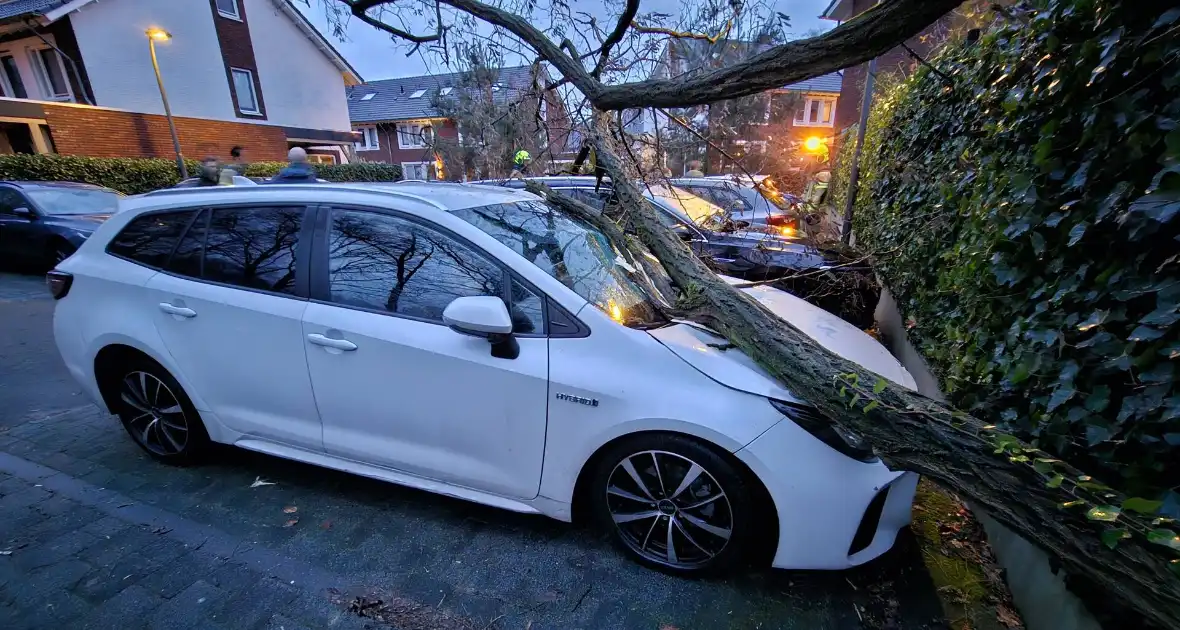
[770,399,877,462]
[765,215,800,237]
[46,271,73,300]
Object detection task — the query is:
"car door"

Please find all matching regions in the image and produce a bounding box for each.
[0,187,41,261]
[302,205,550,500]
[143,204,324,450]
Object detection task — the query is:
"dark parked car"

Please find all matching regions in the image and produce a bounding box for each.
[477,176,848,281]
[476,176,878,327]
[671,175,806,235]
[0,181,122,267]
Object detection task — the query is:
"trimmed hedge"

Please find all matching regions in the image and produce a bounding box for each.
[0,154,402,195]
[846,0,1180,491]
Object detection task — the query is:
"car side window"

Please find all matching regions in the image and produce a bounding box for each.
[201,206,303,296]
[556,188,607,210]
[168,209,208,279]
[0,188,29,215]
[326,208,542,330]
[107,211,195,268]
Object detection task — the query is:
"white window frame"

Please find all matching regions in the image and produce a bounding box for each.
[354,126,379,152]
[793,95,836,128]
[0,53,25,99]
[230,67,262,116]
[215,0,241,20]
[395,122,432,149]
[28,47,73,102]
[400,161,434,181]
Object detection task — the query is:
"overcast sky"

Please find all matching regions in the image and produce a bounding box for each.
[296,0,836,82]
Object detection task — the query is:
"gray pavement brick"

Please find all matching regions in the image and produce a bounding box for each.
[148,580,226,630]
[83,584,163,630]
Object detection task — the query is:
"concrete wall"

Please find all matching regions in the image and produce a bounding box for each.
[873,286,1104,630]
[244,0,350,131]
[71,0,236,121]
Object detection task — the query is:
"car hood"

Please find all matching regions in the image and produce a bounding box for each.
[648,277,917,399]
[43,213,114,230]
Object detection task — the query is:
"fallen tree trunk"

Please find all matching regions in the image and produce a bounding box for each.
[534,125,1180,629]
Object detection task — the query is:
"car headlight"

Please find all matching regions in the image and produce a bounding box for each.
[769,399,877,462]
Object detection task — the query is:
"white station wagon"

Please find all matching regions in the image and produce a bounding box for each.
[50,182,918,574]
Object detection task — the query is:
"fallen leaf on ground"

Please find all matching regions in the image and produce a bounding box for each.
[320,520,333,530]
[250,477,276,488]
[0,551,11,555]
[283,506,298,513]
[283,519,299,527]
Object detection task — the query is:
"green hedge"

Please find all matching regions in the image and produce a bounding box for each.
[849,0,1179,491]
[0,154,402,195]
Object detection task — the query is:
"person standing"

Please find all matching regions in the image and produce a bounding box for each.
[196,157,223,186]
[269,147,318,183]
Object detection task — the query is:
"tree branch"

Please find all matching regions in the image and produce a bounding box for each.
[591,0,640,78]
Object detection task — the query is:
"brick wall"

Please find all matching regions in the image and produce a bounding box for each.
[208,0,267,120]
[43,104,289,162]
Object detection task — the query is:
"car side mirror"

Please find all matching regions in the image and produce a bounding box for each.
[443,296,519,359]
[13,207,35,219]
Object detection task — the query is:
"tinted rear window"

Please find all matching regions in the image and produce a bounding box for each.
[106,211,194,268]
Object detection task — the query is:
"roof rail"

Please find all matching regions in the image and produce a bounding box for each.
[139,183,450,210]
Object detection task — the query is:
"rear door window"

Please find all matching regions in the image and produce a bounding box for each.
[107,210,195,268]
[201,206,305,296]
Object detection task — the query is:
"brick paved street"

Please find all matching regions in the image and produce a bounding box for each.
[0,270,949,629]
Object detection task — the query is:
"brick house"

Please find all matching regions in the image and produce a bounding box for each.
[636,39,842,176]
[347,66,575,180]
[0,0,361,164]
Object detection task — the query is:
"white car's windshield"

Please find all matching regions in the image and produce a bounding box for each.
[451,200,671,328]
[27,188,120,215]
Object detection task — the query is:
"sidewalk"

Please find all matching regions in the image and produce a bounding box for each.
[0,453,368,630]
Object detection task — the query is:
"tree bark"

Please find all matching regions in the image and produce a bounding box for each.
[574,124,1180,630]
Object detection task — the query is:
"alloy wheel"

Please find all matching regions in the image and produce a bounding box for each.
[605,450,734,570]
[120,371,190,456]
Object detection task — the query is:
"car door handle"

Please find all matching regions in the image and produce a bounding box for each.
[158,303,196,318]
[306,333,357,351]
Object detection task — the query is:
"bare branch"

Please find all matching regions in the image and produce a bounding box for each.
[345,0,447,56]
[591,0,640,78]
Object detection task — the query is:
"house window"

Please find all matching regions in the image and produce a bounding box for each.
[216,0,241,20]
[360,93,375,101]
[30,48,71,101]
[794,96,835,127]
[439,87,452,96]
[409,89,426,98]
[401,162,433,180]
[307,153,336,164]
[230,68,261,115]
[396,123,432,149]
[0,55,27,99]
[355,126,379,151]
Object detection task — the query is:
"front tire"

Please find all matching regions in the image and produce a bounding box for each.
[48,241,76,268]
[112,359,210,465]
[588,433,758,574]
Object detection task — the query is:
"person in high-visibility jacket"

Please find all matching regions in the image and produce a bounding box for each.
[510,149,532,178]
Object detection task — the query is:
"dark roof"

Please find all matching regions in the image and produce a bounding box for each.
[0,0,70,21]
[347,66,539,124]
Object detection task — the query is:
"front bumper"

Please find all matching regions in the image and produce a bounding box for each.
[736,418,918,570]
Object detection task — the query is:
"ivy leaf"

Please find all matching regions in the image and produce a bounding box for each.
[1128,191,1180,223]
[1147,529,1180,550]
[863,400,880,414]
[1121,497,1163,514]
[1128,325,1166,342]
[1086,505,1121,522]
[1156,7,1180,27]
[1084,386,1111,412]
[1067,221,1088,246]
[1047,386,1075,412]
[1061,499,1086,508]
[1047,474,1065,489]
[849,393,861,409]
[1033,458,1058,474]
[1101,528,1130,549]
[873,378,887,394]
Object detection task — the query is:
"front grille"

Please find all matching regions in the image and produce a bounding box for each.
[848,485,889,556]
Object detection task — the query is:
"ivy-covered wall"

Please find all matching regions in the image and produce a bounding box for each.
[847,0,1180,491]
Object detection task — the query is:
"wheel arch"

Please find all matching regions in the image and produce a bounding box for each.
[93,343,168,413]
[569,428,780,566]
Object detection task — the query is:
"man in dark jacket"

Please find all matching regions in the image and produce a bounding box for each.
[196,157,222,186]
[269,147,318,183]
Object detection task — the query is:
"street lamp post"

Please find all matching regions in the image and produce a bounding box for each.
[146,29,187,179]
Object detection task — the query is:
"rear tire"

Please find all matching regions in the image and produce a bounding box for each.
[111,358,210,465]
[587,433,759,575]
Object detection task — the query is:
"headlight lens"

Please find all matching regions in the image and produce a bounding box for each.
[769,399,877,463]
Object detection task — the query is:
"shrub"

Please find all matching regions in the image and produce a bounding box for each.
[0,154,403,195]
[851,0,1180,491]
